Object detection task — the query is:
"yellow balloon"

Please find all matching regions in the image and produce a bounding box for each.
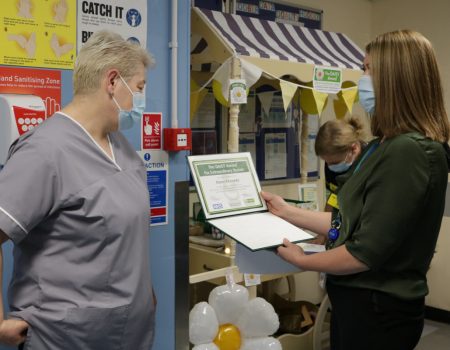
[213,323,241,350]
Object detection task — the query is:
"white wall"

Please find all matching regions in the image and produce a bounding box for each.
[370,0,450,121]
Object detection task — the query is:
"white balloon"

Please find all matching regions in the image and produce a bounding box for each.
[236,297,279,338]
[193,343,220,350]
[189,302,219,345]
[241,337,282,350]
[208,284,249,325]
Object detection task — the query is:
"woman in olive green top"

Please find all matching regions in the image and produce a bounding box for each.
[262,30,450,350]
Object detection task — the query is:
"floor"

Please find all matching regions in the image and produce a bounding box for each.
[416,319,450,349]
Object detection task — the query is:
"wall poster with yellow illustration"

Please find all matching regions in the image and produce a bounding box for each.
[1,0,76,69]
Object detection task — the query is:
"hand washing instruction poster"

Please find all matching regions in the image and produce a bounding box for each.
[1,0,76,69]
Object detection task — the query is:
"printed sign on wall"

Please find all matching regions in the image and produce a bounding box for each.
[142,112,162,150]
[78,0,147,51]
[137,150,169,226]
[1,0,76,69]
[0,66,62,118]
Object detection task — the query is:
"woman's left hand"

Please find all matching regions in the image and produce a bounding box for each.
[277,238,305,266]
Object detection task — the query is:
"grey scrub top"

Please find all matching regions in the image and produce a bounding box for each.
[0,113,155,350]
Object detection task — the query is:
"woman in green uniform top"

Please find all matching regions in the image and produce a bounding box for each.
[262,29,450,350]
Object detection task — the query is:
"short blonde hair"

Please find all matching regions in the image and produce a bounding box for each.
[73,30,155,95]
[315,117,366,156]
[367,30,449,143]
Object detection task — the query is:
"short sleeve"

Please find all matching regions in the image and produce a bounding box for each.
[345,137,429,270]
[0,138,60,244]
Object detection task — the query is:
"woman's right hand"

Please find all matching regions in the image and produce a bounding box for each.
[0,319,29,346]
[261,191,290,219]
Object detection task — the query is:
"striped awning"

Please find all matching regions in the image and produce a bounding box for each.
[191,7,364,83]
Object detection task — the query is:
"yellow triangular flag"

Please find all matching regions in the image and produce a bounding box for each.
[341,88,358,114]
[333,98,348,120]
[279,80,298,113]
[312,89,328,116]
[190,89,208,122]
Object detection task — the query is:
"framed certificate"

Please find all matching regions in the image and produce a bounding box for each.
[188,153,313,251]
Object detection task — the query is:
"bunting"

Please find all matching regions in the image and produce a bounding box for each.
[279,80,298,113]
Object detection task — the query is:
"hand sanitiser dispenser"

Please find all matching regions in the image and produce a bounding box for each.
[0,94,46,169]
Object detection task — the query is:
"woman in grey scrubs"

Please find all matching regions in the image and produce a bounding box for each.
[0,30,157,349]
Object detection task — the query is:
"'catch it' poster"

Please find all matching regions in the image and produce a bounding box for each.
[77,0,147,52]
[1,0,76,69]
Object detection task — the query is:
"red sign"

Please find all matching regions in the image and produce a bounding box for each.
[13,106,47,136]
[150,207,166,216]
[0,67,62,118]
[142,112,162,150]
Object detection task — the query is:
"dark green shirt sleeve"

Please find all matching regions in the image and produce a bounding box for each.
[345,136,429,271]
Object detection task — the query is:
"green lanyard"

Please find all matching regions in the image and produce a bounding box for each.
[354,142,379,173]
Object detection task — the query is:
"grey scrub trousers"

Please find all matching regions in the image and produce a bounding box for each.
[0,113,155,349]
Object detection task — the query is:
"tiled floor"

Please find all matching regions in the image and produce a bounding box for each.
[416,319,450,349]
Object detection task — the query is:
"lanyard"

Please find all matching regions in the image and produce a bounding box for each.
[326,141,379,248]
[353,142,379,173]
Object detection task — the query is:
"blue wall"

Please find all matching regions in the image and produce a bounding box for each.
[1,1,190,349]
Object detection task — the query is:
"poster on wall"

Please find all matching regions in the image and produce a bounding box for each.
[137,150,169,226]
[1,0,76,69]
[262,94,291,128]
[239,133,256,166]
[0,66,62,119]
[142,112,162,150]
[264,132,287,179]
[305,114,319,176]
[78,0,147,50]
[0,66,61,167]
[235,0,322,29]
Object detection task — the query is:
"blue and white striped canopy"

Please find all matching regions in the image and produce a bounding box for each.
[192,7,364,75]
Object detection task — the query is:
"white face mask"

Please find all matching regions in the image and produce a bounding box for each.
[112,75,145,130]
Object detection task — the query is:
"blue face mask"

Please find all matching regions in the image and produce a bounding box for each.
[358,75,375,115]
[113,75,145,130]
[328,151,353,173]
[328,161,352,174]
